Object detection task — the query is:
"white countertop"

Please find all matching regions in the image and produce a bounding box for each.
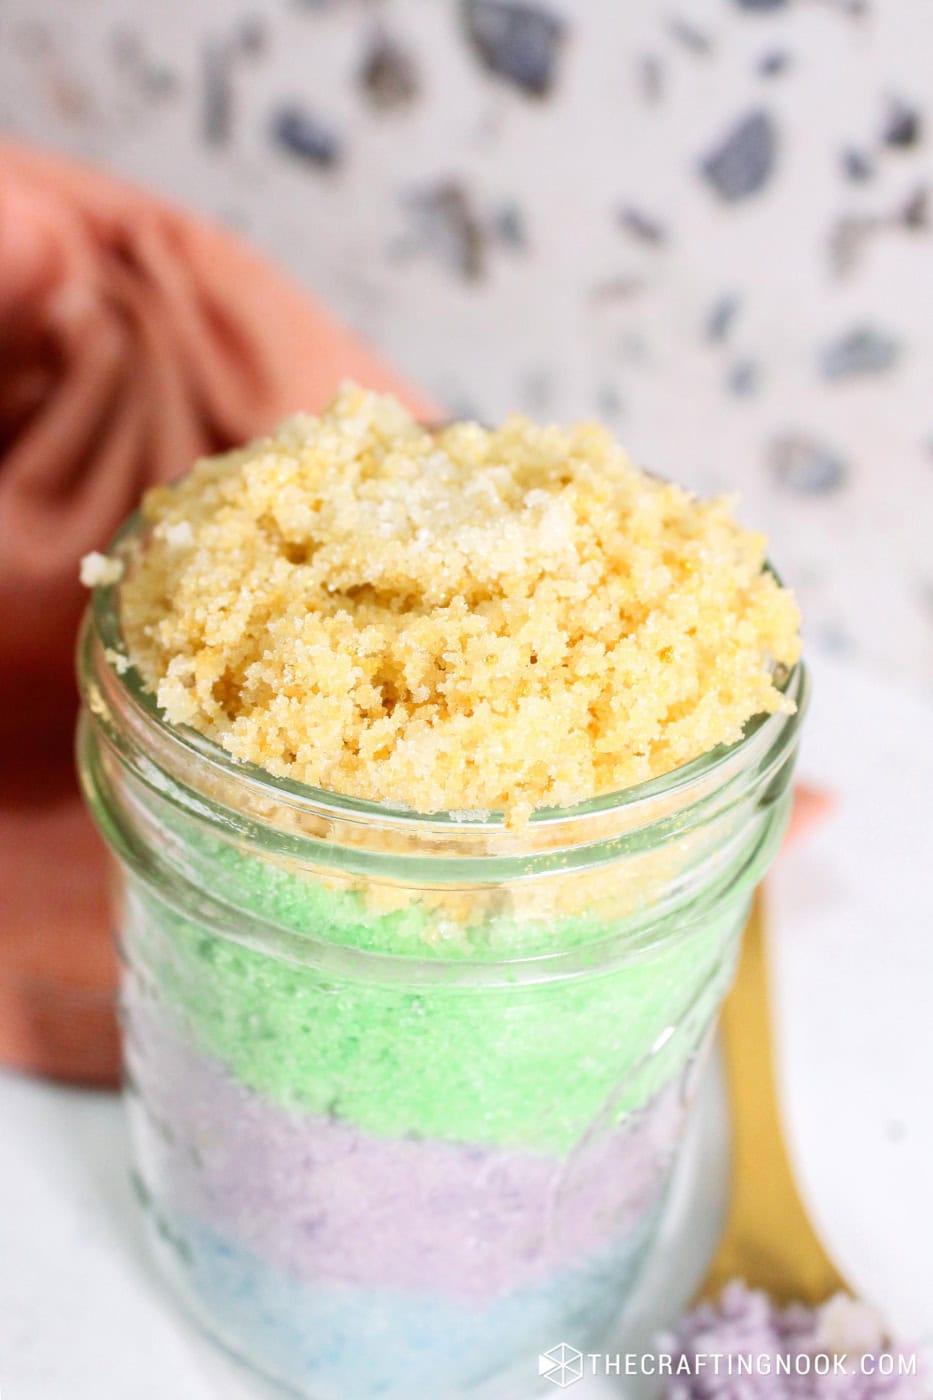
[2,649,931,1397]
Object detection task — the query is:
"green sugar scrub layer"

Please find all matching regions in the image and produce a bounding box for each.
[119,383,800,825]
[126,873,747,1153]
[114,762,793,1150]
[100,385,802,1151]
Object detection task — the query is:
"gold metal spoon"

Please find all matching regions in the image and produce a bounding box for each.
[699,892,849,1304]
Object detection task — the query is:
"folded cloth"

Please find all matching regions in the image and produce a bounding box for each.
[0,143,433,1085]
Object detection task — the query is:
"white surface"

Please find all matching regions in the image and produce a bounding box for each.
[769,651,933,1341]
[2,650,932,1397]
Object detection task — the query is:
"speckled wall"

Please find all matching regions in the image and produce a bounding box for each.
[1,0,931,691]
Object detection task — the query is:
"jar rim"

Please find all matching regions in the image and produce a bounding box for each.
[85,508,807,839]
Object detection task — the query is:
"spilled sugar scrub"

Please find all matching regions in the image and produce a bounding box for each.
[79,386,807,1398]
[659,1282,924,1400]
[119,382,800,823]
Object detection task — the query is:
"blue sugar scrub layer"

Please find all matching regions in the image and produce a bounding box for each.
[141,1210,661,1400]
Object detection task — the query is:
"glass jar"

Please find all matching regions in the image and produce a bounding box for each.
[77,518,807,1400]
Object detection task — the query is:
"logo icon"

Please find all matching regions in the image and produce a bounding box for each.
[538,1343,584,1388]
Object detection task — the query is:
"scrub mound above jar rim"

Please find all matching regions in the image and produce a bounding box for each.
[107,382,801,826]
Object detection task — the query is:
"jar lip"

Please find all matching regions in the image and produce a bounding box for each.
[89,508,806,835]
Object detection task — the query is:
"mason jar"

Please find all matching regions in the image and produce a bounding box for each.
[77,516,807,1399]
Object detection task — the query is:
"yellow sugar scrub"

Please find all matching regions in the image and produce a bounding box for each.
[119,382,800,824]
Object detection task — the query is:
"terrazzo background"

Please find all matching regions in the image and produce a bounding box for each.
[2,0,932,692]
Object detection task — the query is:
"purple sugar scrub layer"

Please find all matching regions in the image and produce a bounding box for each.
[659,1282,926,1400]
[126,1002,687,1301]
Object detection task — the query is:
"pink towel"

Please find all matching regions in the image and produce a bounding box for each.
[0,144,432,1084]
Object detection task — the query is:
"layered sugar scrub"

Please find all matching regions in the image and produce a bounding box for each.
[78,385,805,1399]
